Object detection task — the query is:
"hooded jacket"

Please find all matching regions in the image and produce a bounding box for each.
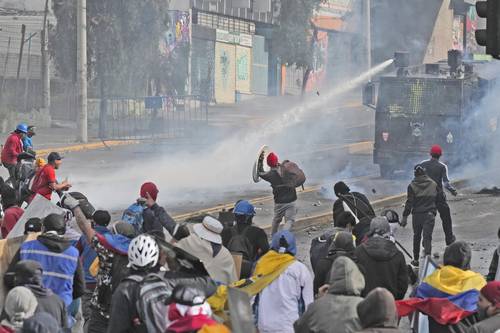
[356,288,402,333]
[355,237,408,300]
[259,168,297,204]
[294,257,364,333]
[402,174,438,217]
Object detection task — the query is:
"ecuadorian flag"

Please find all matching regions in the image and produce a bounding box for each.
[397,265,486,325]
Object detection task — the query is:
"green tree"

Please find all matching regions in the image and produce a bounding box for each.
[272,0,323,93]
[50,0,181,96]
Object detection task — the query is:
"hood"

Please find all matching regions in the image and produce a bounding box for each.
[357,288,398,329]
[271,230,297,256]
[361,237,398,261]
[412,175,435,190]
[37,234,73,253]
[444,241,472,270]
[25,284,52,298]
[328,256,365,296]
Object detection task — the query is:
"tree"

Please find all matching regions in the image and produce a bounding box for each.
[272,0,323,93]
[50,0,178,96]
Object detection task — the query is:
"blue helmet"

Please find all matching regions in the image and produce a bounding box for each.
[271,230,297,256]
[233,200,256,216]
[16,123,28,133]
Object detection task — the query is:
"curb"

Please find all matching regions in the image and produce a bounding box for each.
[36,140,139,156]
[262,178,471,233]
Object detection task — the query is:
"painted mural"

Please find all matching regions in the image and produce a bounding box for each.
[160,11,190,57]
[236,46,252,94]
[215,42,236,103]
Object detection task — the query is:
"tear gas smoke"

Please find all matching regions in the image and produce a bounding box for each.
[70,60,394,210]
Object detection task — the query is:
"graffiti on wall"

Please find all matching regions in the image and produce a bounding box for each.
[215,42,236,103]
[160,11,190,57]
[466,7,481,56]
[236,46,251,93]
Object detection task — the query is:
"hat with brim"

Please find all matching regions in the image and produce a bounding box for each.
[193,216,223,244]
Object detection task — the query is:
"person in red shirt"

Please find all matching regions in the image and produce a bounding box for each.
[0,188,24,238]
[1,124,27,179]
[30,152,71,202]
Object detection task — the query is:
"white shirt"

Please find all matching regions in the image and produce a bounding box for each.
[256,260,314,333]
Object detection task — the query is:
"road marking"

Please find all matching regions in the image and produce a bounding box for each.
[36,140,139,156]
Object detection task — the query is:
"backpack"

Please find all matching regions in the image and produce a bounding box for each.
[122,203,144,233]
[226,226,254,261]
[126,273,173,333]
[309,231,335,272]
[281,160,306,188]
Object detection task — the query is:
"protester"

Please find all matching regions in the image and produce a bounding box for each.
[258,152,298,235]
[139,182,187,240]
[255,230,313,333]
[313,231,358,295]
[310,211,356,274]
[30,152,71,202]
[420,144,457,246]
[355,217,408,300]
[107,234,215,333]
[467,281,500,333]
[166,285,230,333]
[487,226,500,282]
[1,124,27,180]
[0,286,38,332]
[401,164,438,266]
[22,312,64,333]
[356,288,401,333]
[332,181,375,222]
[22,126,36,153]
[74,210,111,321]
[221,200,269,278]
[10,260,67,328]
[397,241,486,333]
[294,256,365,333]
[0,188,24,238]
[24,218,42,235]
[62,194,136,333]
[176,216,237,285]
[6,213,85,322]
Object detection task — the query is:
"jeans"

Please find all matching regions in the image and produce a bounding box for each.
[412,211,436,260]
[272,202,297,235]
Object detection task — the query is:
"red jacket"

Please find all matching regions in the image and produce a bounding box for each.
[1,133,23,165]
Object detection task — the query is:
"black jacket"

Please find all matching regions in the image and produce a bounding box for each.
[221,223,269,261]
[420,158,456,193]
[355,237,408,300]
[313,249,360,295]
[403,174,438,217]
[107,270,217,333]
[487,247,499,282]
[333,192,375,222]
[142,204,176,235]
[259,168,297,204]
[5,234,86,300]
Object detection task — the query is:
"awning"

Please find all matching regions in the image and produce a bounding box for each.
[311,16,344,31]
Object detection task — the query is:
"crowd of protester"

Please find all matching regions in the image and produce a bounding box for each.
[0,128,498,332]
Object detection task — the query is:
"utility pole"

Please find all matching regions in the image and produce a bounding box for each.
[0,37,12,105]
[41,0,51,111]
[365,0,371,71]
[15,24,27,109]
[77,0,88,142]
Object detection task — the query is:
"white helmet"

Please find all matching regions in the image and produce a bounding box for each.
[127,235,159,269]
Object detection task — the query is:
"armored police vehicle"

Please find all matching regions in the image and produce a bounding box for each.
[363,51,497,178]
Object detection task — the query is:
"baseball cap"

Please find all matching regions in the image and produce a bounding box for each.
[47,152,63,163]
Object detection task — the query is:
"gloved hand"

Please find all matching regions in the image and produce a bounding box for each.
[62,193,80,210]
[450,189,458,197]
[400,216,408,228]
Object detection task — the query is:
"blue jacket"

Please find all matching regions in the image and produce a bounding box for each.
[22,136,33,151]
[76,225,110,285]
[20,239,80,306]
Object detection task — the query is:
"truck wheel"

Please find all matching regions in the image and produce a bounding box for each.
[380,164,395,179]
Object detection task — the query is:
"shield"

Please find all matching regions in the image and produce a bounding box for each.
[8,194,67,239]
[252,145,270,183]
[227,288,256,333]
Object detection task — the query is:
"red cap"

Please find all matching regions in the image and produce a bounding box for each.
[430,144,442,156]
[481,281,500,308]
[140,182,159,201]
[267,152,279,168]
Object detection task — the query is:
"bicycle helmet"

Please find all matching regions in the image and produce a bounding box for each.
[127,234,159,270]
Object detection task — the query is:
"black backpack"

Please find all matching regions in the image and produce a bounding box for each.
[226,226,254,261]
[126,273,173,333]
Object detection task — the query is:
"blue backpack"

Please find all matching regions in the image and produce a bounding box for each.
[122,203,144,233]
